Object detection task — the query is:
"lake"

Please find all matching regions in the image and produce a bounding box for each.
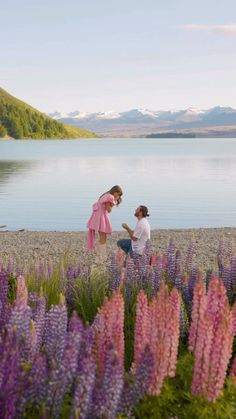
[0,138,236,231]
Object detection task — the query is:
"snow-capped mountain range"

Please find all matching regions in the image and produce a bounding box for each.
[48,107,236,137]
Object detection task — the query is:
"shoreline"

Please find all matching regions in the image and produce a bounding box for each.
[1,227,235,269]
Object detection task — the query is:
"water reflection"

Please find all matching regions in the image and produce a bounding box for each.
[0,160,34,190]
[0,139,236,230]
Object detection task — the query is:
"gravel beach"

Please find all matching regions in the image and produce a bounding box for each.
[1,228,235,270]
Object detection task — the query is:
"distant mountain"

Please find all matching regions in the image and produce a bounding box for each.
[48,106,236,137]
[0,88,95,139]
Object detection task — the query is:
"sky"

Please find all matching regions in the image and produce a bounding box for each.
[1,0,236,113]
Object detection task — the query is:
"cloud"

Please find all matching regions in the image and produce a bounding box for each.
[181,24,236,35]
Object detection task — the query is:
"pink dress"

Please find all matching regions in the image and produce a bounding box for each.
[86,193,117,249]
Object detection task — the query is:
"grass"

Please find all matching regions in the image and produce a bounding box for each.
[134,352,236,419]
[71,267,109,322]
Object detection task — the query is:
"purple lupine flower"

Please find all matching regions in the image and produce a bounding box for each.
[66,265,77,305]
[0,302,11,330]
[179,298,189,338]
[68,310,84,335]
[180,273,191,316]
[186,240,195,272]
[44,294,67,363]
[175,249,181,279]
[152,256,163,292]
[188,267,199,302]
[46,340,80,418]
[67,312,83,363]
[166,239,176,281]
[145,240,152,262]
[30,292,46,350]
[138,253,148,278]
[108,254,121,291]
[230,255,236,290]
[66,264,75,280]
[93,344,123,419]
[15,322,40,417]
[0,271,8,315]
[222,265,232,302]
[7,300,32,360]
[126,258,136,282]
[174,273,182,291]
[227,240,233,258]
[76,264,81,277]
[217,240,224,277]
[119,345,154,418]
[79,324,95,360]
[70,353,96,419]
[25,353,48,406]
[150,268,156,294]
[0,329,19,419]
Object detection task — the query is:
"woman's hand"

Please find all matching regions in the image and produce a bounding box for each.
[122,223,129,230]
[105,202,113,212]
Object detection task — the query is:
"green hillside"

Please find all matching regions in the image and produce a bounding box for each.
[0,87,96,139]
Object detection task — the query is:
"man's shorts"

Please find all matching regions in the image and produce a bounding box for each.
[117,239,135,257]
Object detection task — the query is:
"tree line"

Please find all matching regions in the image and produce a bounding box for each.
[0,100,69,139]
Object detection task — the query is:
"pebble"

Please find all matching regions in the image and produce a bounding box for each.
[0,228,236,270]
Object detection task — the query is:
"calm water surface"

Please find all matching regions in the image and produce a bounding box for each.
[0,138,236,230]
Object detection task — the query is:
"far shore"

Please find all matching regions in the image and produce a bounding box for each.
[1,227,235,269]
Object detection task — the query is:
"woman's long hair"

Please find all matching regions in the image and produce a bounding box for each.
[100,185,123,205]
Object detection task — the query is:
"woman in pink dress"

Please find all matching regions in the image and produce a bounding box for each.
[86,185,123,263]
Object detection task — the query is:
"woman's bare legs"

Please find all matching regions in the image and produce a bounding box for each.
[94,231,107,264]
[98,231,107,244]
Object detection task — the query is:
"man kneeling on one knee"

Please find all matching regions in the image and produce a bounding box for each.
[117,205,151,258]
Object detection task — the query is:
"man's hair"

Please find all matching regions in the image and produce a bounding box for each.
[140,205,149,217]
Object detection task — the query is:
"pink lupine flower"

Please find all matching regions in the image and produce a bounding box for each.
[144,283,180,395]
[28,319,38,361]
[93,289,124,375]
[161,255,167,270]
[115,249,124,263]
[206,305,233,400]
[148,284,170,395]
[150,253,157,266]
[134,283,180,396]
[133,290,150,368]
[188,278,206,353]
[231,301,236,334]
[229,353,236,378]
[167,288,180,377]
[109,289,124,368]
[206,276,228,336]
[191,311,213,396]
[190,276,234,401]
[16,275,28,306]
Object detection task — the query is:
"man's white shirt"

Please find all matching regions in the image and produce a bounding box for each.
[131,217,151,255]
